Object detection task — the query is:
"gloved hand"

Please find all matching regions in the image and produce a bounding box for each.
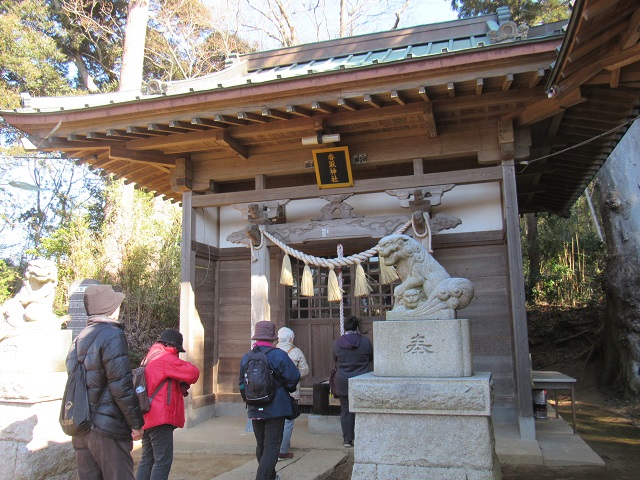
[180,381,190,397]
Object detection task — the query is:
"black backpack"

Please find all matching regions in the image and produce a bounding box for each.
[59,326,104,436]
[133,351,169,414]
[242,347,277,406]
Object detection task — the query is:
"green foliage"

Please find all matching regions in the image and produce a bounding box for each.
[450,0,571,25]
[0,0,77,109]
[0,259,21,304]
[521,191,606,307]
[38,178,182,362]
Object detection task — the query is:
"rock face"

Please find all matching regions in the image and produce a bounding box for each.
[350,235,501,479]
[0,326,76,479]
[0,401,75,480]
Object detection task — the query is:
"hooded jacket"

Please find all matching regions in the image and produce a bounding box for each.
[332,331,373,397]
[276,334,309,401]
[66,316,144,439]
[141,342,200,430]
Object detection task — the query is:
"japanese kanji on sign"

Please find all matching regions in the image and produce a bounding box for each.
[312,146,353,188]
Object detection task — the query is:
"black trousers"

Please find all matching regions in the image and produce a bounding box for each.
[339,396,355,444]
[136,424,176,480]
[252,417,285,480]
[72,429,135,480]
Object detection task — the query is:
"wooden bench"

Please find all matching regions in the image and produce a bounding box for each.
[531,370,577,434]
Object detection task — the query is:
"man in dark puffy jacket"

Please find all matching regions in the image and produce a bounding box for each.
[66,284,144,479]
[239,321,300,480]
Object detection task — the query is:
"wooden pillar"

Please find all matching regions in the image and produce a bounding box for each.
[502,158,535,440]
[179,191,208,426]
[248,224,271,344]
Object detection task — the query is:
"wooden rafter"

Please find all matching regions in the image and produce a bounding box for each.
[311,101,334,113]
[214,114,247,126]
[238,112,270,123]
[286,105,312,116]
[149,123,190,134]
[619,6,640,50]
[337,98,357,111]
[391,91,406,105]
[364,94,382,108]
[109,147,175,169]
[261,108,290,120]
[191,118,226,128]
[502,74,514,92]
[169,120,209,131]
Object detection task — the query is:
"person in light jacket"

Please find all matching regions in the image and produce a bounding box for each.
[136,329,200,480]
[332,316,373,448]
[276,327,309,460]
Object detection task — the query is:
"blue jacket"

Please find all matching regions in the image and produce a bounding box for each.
[239,345,300,419]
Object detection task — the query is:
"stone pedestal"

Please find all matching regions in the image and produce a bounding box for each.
[0,329,76,479]
[350,319,501,479]
[373,320,472,377]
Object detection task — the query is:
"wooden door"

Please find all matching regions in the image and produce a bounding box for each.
[286,253,394,388]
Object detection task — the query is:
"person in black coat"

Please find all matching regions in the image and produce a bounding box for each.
[333,316,373,448]
[239,321,300,480]
[66,284,144,480]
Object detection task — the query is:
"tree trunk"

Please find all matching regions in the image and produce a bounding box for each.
[119,0,150,92]
[73,53,99,92]
[594,120,640,399]
[525,213,540,302]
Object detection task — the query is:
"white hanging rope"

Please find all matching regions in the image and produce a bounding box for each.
[261,218,413,268]
[337,244,345,336]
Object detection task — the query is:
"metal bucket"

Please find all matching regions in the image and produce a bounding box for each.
[532,389,548,419]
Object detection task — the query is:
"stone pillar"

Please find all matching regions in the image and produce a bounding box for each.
[349,319,501,479]
[67,279,101,337]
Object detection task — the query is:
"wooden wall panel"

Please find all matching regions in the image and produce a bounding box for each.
[216,254,251,394]
[194,252,217,396]
[435,242,515,407]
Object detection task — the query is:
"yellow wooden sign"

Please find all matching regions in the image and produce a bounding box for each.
[312,146,353,188]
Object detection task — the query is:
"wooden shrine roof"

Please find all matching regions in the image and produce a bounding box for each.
[3,0,640,216]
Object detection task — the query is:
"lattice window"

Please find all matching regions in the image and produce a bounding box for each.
[286,256,395,320]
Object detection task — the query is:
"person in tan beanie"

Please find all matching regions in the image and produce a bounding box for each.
[66,284,144,479]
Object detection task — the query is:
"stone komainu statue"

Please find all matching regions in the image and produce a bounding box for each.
[1,259,60,328]
[377,234,474,319]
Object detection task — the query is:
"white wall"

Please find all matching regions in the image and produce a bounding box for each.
[212,182,503,248]
[195,207,220,247]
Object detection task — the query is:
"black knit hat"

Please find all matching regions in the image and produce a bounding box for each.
[158,329,186,352]
[83,284,125,317]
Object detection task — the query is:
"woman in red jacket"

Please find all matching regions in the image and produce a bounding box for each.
[135,329,200,480]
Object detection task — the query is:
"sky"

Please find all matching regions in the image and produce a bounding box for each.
[209,0,460,51]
